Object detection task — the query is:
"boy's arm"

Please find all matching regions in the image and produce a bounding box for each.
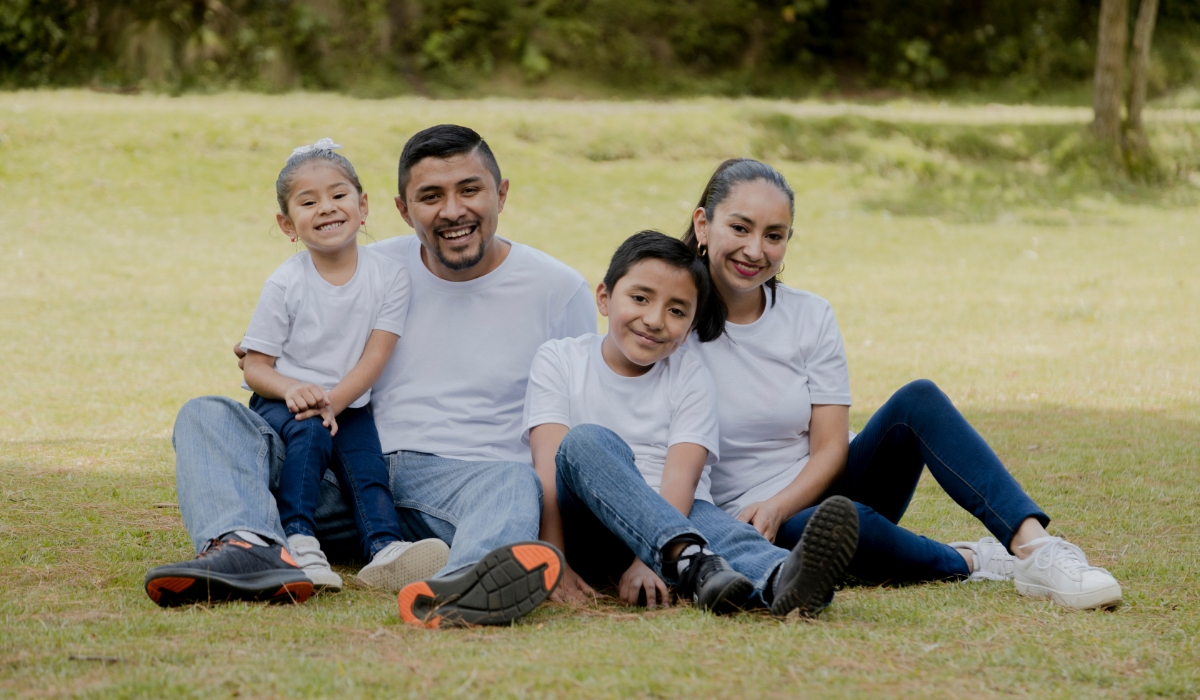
[658,442,708,517]
[320,329,399,417]
[243,351,328,415]
[530,422,598,603]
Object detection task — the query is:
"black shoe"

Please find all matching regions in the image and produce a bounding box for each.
[770,495,859,618]
[673,545,755,614]
[396,541,563,628]
[144,534,313,607]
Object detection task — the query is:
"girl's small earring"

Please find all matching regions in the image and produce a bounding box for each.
[697,244,707,257]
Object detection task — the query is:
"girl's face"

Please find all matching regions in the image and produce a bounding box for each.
[277,162,368,255]
[692,180,792,301]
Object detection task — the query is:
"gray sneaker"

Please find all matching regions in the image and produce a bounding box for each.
[356,539,450,592]
[286,534,343,591]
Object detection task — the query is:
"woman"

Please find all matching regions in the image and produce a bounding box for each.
[682,159,1121,610]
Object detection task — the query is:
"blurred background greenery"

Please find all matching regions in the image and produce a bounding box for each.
[4,0,1200,102]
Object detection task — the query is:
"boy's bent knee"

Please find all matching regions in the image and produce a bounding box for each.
[560,424,628,461]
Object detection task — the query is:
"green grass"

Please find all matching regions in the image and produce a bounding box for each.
[1,91,1198,698]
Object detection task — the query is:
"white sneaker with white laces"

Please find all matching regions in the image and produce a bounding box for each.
[286,534,343,591]
[1013,536,1121,609]
[356,538,450,592]
[948,536,1015,581]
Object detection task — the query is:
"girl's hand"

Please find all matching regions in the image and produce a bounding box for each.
[285,383,329,414]
[737,500,786,543]
[319,404,339,437]
[619,558,669,608]
[550,564,600,604]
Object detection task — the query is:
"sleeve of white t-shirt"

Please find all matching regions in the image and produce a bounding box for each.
[806,303,852,406]
[667,357,721,466]
[521,341,572,444]
[373,265,410,337]
[241,275,290,358]
[552,281,598,339]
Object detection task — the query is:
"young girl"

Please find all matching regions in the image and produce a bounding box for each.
[241,139,448,591]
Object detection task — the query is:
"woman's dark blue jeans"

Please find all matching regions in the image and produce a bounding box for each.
[775,379,1049,585]
[249,395,402,559]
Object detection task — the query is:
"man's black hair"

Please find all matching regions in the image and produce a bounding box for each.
[397,124,502,200]
[603,231,726,343]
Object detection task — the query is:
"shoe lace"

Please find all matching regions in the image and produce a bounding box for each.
[976,537,1014,576]
[1019,537,1110,578]
[677,551,723,600]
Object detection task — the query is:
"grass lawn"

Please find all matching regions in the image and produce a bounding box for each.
[1,91,1198,698]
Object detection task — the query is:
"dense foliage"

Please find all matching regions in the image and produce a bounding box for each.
[2,0,1199,96]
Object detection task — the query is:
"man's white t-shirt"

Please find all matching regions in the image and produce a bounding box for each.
[522,334,721,503]
[241,247,409,409]
[370,235,596,463]
[687,285,851,517]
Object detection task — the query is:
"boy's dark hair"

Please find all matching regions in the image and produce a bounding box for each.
[397,124,502,201]
[681,158,795,308]
[604,230,726,343]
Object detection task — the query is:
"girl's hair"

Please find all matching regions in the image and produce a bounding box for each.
[275,140,364,215]
[681,158,795,307]
[603,230,726,342]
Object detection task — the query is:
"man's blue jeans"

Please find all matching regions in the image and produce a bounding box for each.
[556,424,788,596]
[249,395,403,559]
[776,379,1050,584]
[172,396,542,577]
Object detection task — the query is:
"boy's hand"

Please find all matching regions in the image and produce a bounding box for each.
[737,500,786,543]
[550,564,600,604]
[285,383,329,414]
[619,558,669,608]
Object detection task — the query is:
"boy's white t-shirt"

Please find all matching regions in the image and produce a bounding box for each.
[686,285,851,517]
[241,247,409,409]
[522,334,721,503]
[369,235,596,463]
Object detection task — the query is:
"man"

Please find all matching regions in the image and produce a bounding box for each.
[145,125,596,628]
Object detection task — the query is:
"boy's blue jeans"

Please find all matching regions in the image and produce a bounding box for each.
[775,379,1050,584]
[556,424,789,597]
[172,396,542,578]
[249,395,402,559]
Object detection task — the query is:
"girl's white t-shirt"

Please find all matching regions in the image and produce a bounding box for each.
[687,285,851,517]
[522,333,721,503]
[241,246,410,409]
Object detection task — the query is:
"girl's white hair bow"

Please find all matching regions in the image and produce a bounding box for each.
[290,138,342,158]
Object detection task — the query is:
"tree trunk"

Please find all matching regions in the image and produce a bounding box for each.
[1126,0,1160,136]
[1092,0,1129,152]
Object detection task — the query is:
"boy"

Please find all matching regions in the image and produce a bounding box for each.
[524,231,859,616]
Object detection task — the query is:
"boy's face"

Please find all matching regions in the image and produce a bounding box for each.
[597,258,698,376]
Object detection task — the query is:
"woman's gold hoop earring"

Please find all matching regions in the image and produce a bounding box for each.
[698,244,708,257]
[777,262,786,276]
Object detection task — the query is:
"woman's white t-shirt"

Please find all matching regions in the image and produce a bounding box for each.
[522,334,721,503]
[687,285,851,517]
[241,247,409,409]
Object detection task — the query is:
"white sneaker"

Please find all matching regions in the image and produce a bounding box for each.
[1013,536,1122,609]
[356,538,450,592]
[948,536,1015,581]
[286,534,343,591]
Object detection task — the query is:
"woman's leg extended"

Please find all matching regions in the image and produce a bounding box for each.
[776,501,970,584]
[329,406,404,559]
[687,500,788,595]
[555,424,704,580]
[837,379,1049,549]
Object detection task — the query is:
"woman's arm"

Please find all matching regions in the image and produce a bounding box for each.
[529,423,597,603]
[738,404,849,542]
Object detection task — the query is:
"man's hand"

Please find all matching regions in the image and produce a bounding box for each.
[285,383,329,415]
[737,499,787,543]
[618,558,669,608]
[233,342,247,371]
[550,564,600,604]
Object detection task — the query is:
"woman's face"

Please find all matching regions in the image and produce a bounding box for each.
[693,180,792,299]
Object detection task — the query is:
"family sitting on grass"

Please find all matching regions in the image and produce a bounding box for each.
[143,125,1123,627]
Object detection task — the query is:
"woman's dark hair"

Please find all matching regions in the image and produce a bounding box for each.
[397,124,502,201]
[275,145,363,216]
[681,158,795,307]
[603,230,726,342]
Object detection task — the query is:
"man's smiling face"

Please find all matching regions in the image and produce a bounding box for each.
[395,149,509,279]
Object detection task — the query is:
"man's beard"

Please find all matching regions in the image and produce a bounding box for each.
[432,224,488,271]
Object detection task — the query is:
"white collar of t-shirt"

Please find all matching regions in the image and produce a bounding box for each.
[722,289,779,341]
[589,333,668,385]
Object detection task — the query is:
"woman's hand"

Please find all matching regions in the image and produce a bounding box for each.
[618,558,669,608]
[550,564,600,604]
[737,499,787,543]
